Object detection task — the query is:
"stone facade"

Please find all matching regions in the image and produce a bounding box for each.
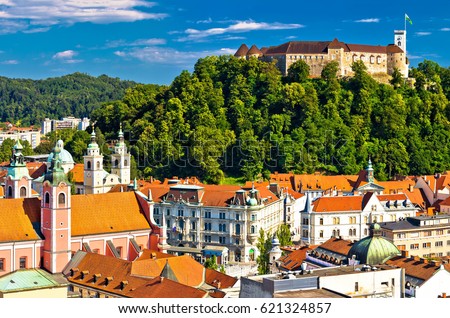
[235,31,409,78]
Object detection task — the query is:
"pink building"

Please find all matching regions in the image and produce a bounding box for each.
[0,141,165,276]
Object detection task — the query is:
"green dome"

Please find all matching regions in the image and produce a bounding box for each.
[348,231,400,265]
[47,140,74,164]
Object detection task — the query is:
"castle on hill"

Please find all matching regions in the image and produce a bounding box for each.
[235,30,409,78]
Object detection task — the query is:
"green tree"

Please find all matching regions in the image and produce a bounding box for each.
[256,228,272,275]
[276,224,292,247]
[204,255,219,270]
[287,60,310,83]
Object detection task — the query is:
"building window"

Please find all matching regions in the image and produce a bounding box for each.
[205,211,211,218]
[219,237,226,244]
[154,208,159,215]
[436,230,444,235]
[0,258,4,271]
[116,247,122,257]
[58,193,65,205]
[87,161,91,170]
[178,209,184,217]
[319,230,324,238]
[191,221,196,230]
[19,257,26,269]
[397,245,406,251]
[219,212,226,219]
[251,225,256,234]
[423,231,432,237]
[20,187,27,198]
[235,224,241,235]
[96,161,100,169]
[355,282,359,292]
[422,242,431,249]
[364,216,368,224]
[155,218,160,225]
[251,214,256,221]
[191,210,196,218]
[397,233,406,239]
[319,218,324,225]
[205,235,212,243]
[435,241,443,247]
[166,209,170,216]
[204,223,212,231]
[124,159,128,166]
[114,159,119,167]
[7,186,12,198]
[410,244,419,250]
[235,213,240,221]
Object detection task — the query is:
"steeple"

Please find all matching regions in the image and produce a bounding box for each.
[84,124,104,194]
[111,123,130,185]
[5,140,32,198]
[366,158,374,183]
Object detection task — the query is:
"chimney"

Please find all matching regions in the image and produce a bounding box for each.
[442,293,447,298]
[409,184,414,192]
[151,252,157,259]
[93,273,102,283]
[81,270,89,279]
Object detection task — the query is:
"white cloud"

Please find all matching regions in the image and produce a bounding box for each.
[0,0,167,33]
[52,50,83,63]
[355,18,380,23]
[415,32,432,36]
[440,28,450,31]
[178,20,304,42]
[106,38,166,48]
[115,46,235,65]
[196,17,212,24]
[1,59,18,64]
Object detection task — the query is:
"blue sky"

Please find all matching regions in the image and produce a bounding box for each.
[0,0,449,84]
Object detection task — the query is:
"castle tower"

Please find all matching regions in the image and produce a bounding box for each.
[41,144,72,273]
[5,140,33,198]
[83,129,104,194]
[394,30,406,54]
[269,234,282,273]
[110,124,131,185]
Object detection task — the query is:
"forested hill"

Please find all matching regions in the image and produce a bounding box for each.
[0,72,137,126]
[86,56,450,184]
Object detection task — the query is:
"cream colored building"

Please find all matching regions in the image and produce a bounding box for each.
[0,127,41,149]
[379,214,450,258]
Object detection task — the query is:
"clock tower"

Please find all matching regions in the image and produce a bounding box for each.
[394,30,406,54]
[83,128,104,194]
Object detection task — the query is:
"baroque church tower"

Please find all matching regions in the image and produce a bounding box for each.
[83,128,104,194]
[110,124,131,185]
[41,144,72,273]
[5,140,33,198]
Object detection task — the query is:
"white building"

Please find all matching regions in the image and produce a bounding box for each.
[0,127,41,149]
[41,117,90,135]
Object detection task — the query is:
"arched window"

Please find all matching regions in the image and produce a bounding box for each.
[96,161,100,169]
[114,159,119,167]
[353,54,358,62]
[20,187,27,198]
[370,55,375,64]
[87,161,91,170]
[349,229,353,236]
[332,230,337,237]
[251,225,255,234]
[58,193,65,205]
[319,230,324,238]
[235,224,241,235]
[7,186,12,198]
[45,192,50,204]
[352,229,356,236]
[319,218,324,225]
[124,159,128,166]
[377,56,382,64]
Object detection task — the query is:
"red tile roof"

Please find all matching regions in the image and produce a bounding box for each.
[386,256,449,282]
[205,268,238,289]
[0,197,41,242]
[69,163,84,183]
[312,196,363,213]
[317,237,354,256]
[279,246,316,271]
[71,192,151,236]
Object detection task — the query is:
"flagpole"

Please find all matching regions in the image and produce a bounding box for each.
[404,13,406,31]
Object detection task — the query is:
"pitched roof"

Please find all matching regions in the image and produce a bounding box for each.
[0,197,41,242]
[317,237,354,256]
[234,43,249,57]
[247,44,262,56]
[71,192,151,236]
[278,246,316,271]
[385,256,448,282]
[27,162,47,179]
[69,163,84,184]
[264,41,330,55]
[312,196,363,213]
[64,251,206,298]
[131,254,205,287]
[0,269,66,292]
[205,268,238,289]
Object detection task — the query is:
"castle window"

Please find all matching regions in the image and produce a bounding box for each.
[45,192,50,204]
[370,55,375,64]
[58,193,66,206]
[7,186,12,198]
[87,161,91,170]
[20,186,27,198]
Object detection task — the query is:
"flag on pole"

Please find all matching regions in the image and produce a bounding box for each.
[405,14,413,25]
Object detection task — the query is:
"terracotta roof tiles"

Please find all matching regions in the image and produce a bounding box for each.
[0,197,41,242]
[317,237,354,256]
[71,192,151,236]
[69,163,84,184]
[312,196,363,213]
